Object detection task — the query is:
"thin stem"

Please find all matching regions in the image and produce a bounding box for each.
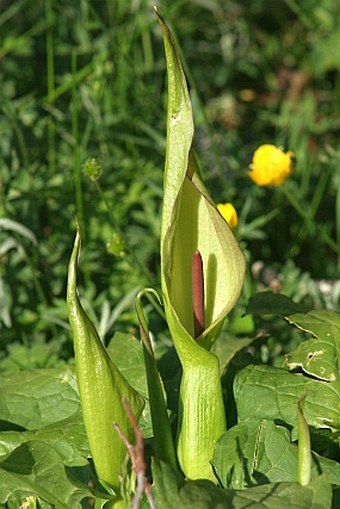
[335,171,340,264]
[113,398,156,509]
[283,0,316,30]
[45,0,56,174]
[19,244,58,337]
[192,250,205,339]
[0,88,30,169]
[288,168,330,256]
[281,185,340,255]
[71,51,85,238]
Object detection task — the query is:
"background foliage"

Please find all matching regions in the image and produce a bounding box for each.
[1,0,339,370]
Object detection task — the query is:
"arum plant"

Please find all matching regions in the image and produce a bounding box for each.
[157,10,246,481]
[66,9,246,500]
[67,223,144,507]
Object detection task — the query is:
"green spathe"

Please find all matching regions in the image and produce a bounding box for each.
[157,10,246,481]
[67,226,144,493]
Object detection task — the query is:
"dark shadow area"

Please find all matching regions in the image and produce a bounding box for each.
[0,442,35,474]
[0,419,27,432]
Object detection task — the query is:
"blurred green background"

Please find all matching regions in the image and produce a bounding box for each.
[1,0,339,370]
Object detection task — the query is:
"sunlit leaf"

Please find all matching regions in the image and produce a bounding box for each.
[0,412,89,467]
[152,459,332,509]
[0,440,94,508]
[212,419,340,490]
[285,310,340,381]
[235,365,340,431]
[0,368,80,430]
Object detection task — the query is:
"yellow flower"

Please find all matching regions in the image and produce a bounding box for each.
[217,202,239,229]
[248,144,293,186]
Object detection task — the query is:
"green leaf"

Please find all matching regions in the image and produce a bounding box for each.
[0,367,80,430]
[246,292,309,317]
[234,365,340,431]
[107,331,153,439]
[156,10,245,481]
[212,419,340,490]
[0,412,89,467]
[285,310,340,382]
[152,459,333,509]
[153,460,231,509]
[213,420,297,489]
[135,288,178,470]
[0,440,93,508]
[0,217,37,245]
[211,331,257,375]
[67,226,144,490]
[107,332,148,399]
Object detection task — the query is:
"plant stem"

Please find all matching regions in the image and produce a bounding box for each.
[71,51,85,238]
[335,168,340,267]
[0,88,30,169]
[45,0,56,174]
[281,185,340,255]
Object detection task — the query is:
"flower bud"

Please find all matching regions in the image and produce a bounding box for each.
[106,232,126,257]
[82,158,102,181]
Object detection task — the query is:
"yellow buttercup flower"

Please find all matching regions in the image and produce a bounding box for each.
[248,144,293,186]
[217,202,239,229]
